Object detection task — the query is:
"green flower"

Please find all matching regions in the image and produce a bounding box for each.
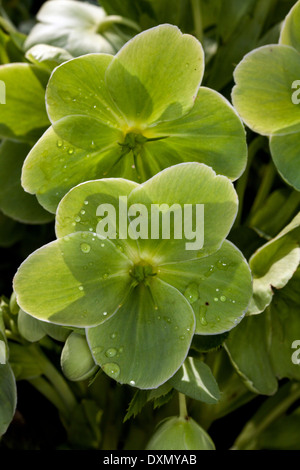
[14,163,252,389]
[22,24,247,213]
[232,0,300,191]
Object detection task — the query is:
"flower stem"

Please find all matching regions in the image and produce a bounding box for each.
[179,393,188,420]
[191,0,203,42]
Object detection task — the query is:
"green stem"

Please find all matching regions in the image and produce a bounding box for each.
[41,354,77,415]
[191,0,203,42]
[234,136,266,227]
[233,382,300,450]
[247,160,276,223]
[179,393,188,420]
[28,377,70,419]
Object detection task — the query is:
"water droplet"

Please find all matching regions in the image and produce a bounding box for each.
[80,243,91,253]
[214,297,219,302]
[105,348,117,358]
[216,260,229,271]
[216,316,221,322]
[232,300,236,304]
[90,141,95,149]
[216,288,219,292]
[102,362,120,379]
[119,347,123,353]
[75,216,81,223]
[68,148,74,155]
[157,315,161,320]
[129,380,136,386]
[199,305,208,326]
[80,209,86,215]
[204,265,215,277]
[103,311,108,316]
[164,316,171,323]
[57,140,63,148]
[179,335,185,340]
[93,105,97,109]
[184,283,199,304]
[89,227,93,232]
[84,200,89,205]
[220,295,226,302]
[78,285,84,291]
[100,243,105,248]
[103,273,108,280]
[110,333,116,339]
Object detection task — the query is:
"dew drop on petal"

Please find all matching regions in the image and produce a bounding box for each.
[75,216,81,223]
[129,380,136,386]
[102,362,120,379]
[220,295,226,302]
[105,348,117,358]
[199,305,208,326]
[80,243,91,253]
[184,283,199,304]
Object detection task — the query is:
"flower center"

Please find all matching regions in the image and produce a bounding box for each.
[130,262,157,284]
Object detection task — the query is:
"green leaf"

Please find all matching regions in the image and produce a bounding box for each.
[257,413,300,450]
[0,364,17,437]
[225,313,278,395]
[25,44,73,72]
[0,140,53,224]
[146,416,215,450]
[280,0,300,53]
[268,268,300,381]
[0,63,49,142]
[159,240,252,334]
[248,212,300,314]
[106,24,204,125]
[169,357,220,404]
[8,343,44,380]
[149,87,247,181]
[61,332,98,382]
[0,212,24,247]
[87,279,195,389]
[270,131,300,191]
[232,45,300,135]
[13,232,133,327]
[66,399,102,449]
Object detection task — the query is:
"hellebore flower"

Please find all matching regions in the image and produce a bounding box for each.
[14,163,252,389]
[22,24,247,213]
